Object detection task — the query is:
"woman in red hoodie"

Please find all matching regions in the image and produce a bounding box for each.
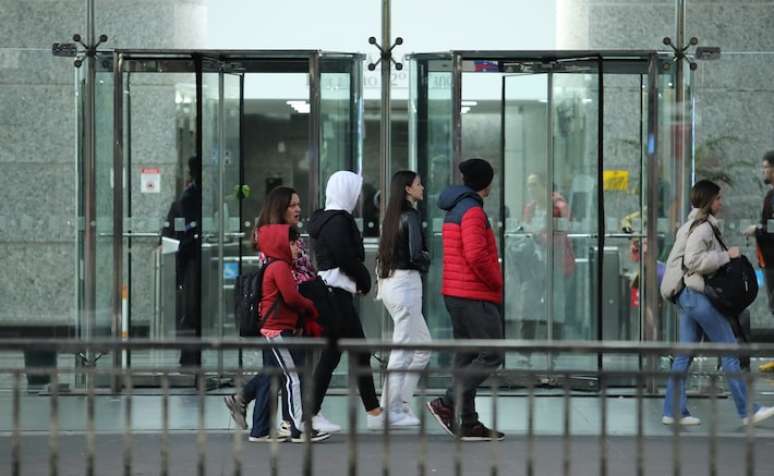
[246,224,328,443]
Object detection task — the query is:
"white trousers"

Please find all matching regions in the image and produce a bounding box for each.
[378,270,432,413]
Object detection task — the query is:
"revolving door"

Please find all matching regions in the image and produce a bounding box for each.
[82,50,363,380]
[409,51,686,382]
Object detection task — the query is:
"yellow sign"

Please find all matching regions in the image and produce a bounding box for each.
[603,170,629,191]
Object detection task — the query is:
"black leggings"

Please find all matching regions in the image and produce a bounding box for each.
[312,288,380,414]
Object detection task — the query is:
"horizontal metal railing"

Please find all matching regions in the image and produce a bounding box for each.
[3,338,774,476]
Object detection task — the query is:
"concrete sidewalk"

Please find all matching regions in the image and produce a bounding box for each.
[4,432,774,475]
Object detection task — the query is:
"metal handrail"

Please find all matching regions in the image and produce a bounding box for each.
[3,337,774,357]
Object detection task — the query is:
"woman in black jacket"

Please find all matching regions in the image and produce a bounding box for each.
[376,170,432,427]
[308,171,384,432]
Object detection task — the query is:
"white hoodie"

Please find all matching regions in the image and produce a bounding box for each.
[318,171,363,293]
[325,171,362,213]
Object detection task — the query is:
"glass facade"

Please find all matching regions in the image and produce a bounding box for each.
[2,0,774,391]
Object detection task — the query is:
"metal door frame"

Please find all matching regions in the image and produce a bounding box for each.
[410,49,668,360]
[108,49,363,376]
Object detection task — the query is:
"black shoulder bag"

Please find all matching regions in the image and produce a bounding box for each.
[683,220,758,318]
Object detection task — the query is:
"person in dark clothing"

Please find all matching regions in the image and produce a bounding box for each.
[426,158,505,442]
[744,151,774,373]
[744,151,774,317]
[161,156,202,367]
[307,171,385,432]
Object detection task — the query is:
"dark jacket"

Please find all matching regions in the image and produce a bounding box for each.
[257,224,319,332]
[438,185,502,304]
[393,208,430,273]
[756,188,774,268]
[308,209,372,294]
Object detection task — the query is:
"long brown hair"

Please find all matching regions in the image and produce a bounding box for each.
[377,170,418,279]
[253,186,298,250]
[690,179,720,217]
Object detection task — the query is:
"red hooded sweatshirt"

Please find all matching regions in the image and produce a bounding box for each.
[257,224,319,332]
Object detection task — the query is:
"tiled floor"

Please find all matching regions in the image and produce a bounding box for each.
[3,391,774,437]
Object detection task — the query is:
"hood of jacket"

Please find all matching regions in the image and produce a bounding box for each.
[325,171,362,213]
[256,224,292,264]
[437,185,483,211]
[307,208,350,239]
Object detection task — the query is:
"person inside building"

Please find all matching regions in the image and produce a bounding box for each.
[161,156,202,369]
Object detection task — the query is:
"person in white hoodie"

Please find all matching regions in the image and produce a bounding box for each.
[661,179,774,426]
[307,171,386,431]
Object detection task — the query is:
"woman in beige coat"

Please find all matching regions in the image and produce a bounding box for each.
[661,180,774,426]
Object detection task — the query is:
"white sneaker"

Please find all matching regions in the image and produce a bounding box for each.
[662,415,701,426]
[395,405,420,426]
[312,413,341,433]
[278,421,291,438]
[367,410,417,430]
[402,403,419,420]
[742,406,774,426]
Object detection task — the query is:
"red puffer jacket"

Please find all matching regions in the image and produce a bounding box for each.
[256,224,320,334]
[438,186,503,304]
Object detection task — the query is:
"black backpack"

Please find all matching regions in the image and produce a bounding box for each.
[684,219,758,318]
[233,259,281,337]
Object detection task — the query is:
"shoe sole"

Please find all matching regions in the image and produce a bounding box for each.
[460,435,505,442]
[314,425,342,433]
[662,418,701,426]
[290,433,331,443]
[248,436,289,443]
[224,397,247,430]
[425,401,455,438]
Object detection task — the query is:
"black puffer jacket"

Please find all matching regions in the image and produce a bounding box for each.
[308,209,372,294]
[392,208,430,273]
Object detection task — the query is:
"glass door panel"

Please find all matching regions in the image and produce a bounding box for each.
[126,68,198,372]
[502,73,549,371]
[94,66,117,341]
[240,71,309,234]
[551,67,600,373]
[201,68,243,370]
[409,56,454,384]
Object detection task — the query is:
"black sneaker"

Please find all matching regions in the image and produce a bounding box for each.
[426,397,455,437]
[290,429,331,443]
[248,434,289,443]
[224,394,247,430]
[460,421,505,442]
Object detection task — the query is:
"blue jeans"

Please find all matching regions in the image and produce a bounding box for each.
[663,288,758,418]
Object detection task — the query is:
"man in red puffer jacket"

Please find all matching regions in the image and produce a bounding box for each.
[426,158,505,442]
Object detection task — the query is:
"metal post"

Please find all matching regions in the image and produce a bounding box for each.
[217,69,226,345]
[452,53,463,172]
[112,51,125,392]
[83,0,97,352]
[644,53,661,393]
[379,0,392,219]
[309,53,321,211]
[674,0,691,220]
[546,72,555,344]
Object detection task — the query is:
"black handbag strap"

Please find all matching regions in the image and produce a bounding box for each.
[681,218,728,270]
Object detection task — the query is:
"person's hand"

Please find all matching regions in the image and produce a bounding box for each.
[304,320,324,337]
[307,306,319,321]
[728,247,741,259]
[743,224,758,237]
